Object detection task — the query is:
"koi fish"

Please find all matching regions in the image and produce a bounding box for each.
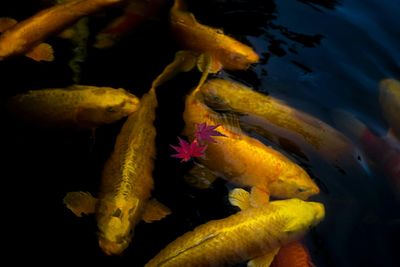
[6,85,139,128]
[145,188,325,267]
[200,79,356,163]
[94,0,166,49]
[379,78,400,140]
[169,0,259,89]
[0,0,122,61]
[64,86,170,255]
[183,85,320,205]
[270,241,316,267]
[333,109,400,200]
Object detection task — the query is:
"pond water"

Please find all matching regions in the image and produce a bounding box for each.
[2,0,399,266]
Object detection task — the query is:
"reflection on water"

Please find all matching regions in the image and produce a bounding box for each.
[2,0,399,266]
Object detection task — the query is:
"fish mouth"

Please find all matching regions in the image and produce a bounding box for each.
[98,236,129,255]
[310,202,325,224]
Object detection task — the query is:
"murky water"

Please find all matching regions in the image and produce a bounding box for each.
[2,0,399,266]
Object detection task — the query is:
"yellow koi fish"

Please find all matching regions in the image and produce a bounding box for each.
[379,78,400,140]
[0,0,122,61]
[7,85,139,128]
[169,0,259,89]
[64,86,170,255]
[200,78,356,163]
[145,188,325,267]
[183,86,320,204]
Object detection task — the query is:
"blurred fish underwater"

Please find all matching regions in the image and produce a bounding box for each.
[2,0,399,266]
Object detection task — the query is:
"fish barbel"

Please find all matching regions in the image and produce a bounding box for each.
[63,89,169,255]
[200,79,356,163]
[145,190,325,267]
[183,87,320,203]
[7,85,139,128]
[0,0,122,60]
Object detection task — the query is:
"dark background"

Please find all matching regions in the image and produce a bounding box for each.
[1,0,399,266]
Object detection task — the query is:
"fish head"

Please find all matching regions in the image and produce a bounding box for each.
[79,88,140,127]
[271,199,325,238]
[96,197,143,255]
[269,166,320,200]
[218,41,259,70]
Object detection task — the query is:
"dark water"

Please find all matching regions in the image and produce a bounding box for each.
[2,0,399,266]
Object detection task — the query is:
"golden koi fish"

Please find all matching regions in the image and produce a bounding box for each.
[169,0,259,89]
[183,86,320,204]
[7,85,139,128]
[379,78,400,140]
[270,241,316,267]
[200,78,356,163]
[64,87,170,255]
[0,0,122,61]
[145,188,325,267]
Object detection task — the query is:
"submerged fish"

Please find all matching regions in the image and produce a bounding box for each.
[94,0,166,49]
[169,0,259,89]
[64,86,170,255]
[183,86,320,204]
[200,79,356,163]
[7,85,139,128]
[379,78,400,140]
[145,189,325,267]
[0,0,122,61]
[270,241,316,267]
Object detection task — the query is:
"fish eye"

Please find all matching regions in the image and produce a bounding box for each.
[112,208,122,218]
[106,107,117,113]
[297,187,307,193]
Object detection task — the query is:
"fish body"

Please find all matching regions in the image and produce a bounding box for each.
[170,0,259,71]
[183,88,320,201]
[0,0,121,60]
[7,85,139,128]
[94,0,166,49]
[270,241,316,267]
[145,198,325,267]
[96,88,160,254]
[200,79,355,163]
[380,78,400,140]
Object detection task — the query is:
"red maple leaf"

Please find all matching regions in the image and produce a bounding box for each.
[195,122,225,143]
[170,137,207,162]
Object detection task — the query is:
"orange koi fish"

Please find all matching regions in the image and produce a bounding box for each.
[145,189,325,267]
[0,0,122,61]
[183,85,320,205]
[169,0,259,89]
[94,0,166,49]
[271,241,316,267]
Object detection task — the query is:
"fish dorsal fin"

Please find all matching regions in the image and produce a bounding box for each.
[228,188,251,210]
[184,162,218,189]
[250,187,270,207]
[151,50,197,90]
[248,248,280,267]
[142,199,171,223]
[63,191,98,217]
[25,43,54,62]
[0,17,17,32]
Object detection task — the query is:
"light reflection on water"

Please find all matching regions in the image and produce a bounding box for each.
[2,0,399,266]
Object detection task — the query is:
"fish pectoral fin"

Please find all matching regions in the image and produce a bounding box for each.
[0,17,17,32]
[229,188,251,210]
[250,187,270,207]
[194,53,222,91]
[63,191,98,217]
[184,162,218,189]
[142,199,171,223]
[209,112,244,138]
[151,50,197,90]
[248,248,280,267]
[25,43,54,62]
